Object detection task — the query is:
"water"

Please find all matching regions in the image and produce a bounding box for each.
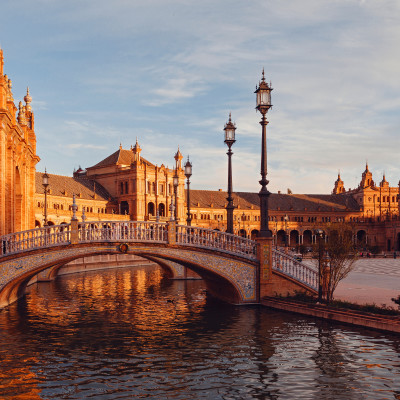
[0,265,400,399]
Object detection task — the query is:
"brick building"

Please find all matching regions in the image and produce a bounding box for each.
[0,49,40,236]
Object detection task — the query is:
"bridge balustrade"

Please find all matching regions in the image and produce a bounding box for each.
[176,225,257,260]
[78,221,168,243]
[1,224,71,256]
[272,249,318,290]
[0,221,320,300]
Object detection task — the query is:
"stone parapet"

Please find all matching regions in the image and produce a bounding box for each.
[261,297,400,334]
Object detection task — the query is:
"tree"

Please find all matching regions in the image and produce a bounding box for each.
[313,223,358,304]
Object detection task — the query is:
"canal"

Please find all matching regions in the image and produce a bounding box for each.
[0,264,399,399]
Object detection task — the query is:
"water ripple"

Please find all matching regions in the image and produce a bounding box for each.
[0,265,399,399]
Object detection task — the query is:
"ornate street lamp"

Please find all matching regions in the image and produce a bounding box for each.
[42,169,49,227]
[184,156,192,226]
[224,113,236,234]
[284,214,289,248]
[173,169,179,222]
[255,69,273,237]
[315,228,324,303]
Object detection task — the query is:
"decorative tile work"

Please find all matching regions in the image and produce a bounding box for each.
[0,244,257,303]
[0,247,113,289]
[150,257,185,278]
[131,247,257,301]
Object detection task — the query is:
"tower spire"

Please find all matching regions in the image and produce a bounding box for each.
[24,87,32,112]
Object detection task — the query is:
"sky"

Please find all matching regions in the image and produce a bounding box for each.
[1,0,399,194]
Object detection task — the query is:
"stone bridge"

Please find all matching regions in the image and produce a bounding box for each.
[0,221,318,308]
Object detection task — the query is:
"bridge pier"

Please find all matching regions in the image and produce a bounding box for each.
[256,237,274,300]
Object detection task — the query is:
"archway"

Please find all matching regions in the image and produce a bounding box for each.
[148,202,155,216]
[0,244,254,308]
[239,229,247,238]
[356,230,366,247]
[303,230,312,246]
[290,230,299,248]
[251,230,259,240]
[158,203,165,217]
[120,201,129,215]
[397,233,400,251]
[35,220,41,228]
[277,230,286,247]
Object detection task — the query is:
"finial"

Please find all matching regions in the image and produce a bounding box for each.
[71,194,78,221]
[261,68,265,81]
[24,87,32,112]
[17,101,26,124]
[228,112,232,122]
[119,142,122,150]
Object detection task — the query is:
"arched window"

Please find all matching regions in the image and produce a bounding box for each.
[148,202,155,216]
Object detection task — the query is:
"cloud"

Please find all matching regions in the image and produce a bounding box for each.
[64,143,107,150]
[3,0,400,193]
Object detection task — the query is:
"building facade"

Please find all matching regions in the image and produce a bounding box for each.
[0,49,40,236]
[33,144,400,252]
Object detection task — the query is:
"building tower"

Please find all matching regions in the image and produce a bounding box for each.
[332,172,345,194]
[0,49,40,235]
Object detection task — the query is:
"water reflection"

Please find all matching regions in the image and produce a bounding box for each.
[0,264,399,399]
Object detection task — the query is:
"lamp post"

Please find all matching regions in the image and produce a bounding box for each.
[255,69,273,237]
[184,156,192,226]
[173,169,179,222]
[284,214,289,248]
[315,228,324,303]
[42,169,49,227]
[224,113,236,234]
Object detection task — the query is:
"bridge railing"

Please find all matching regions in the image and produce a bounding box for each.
[272,248,318,291]
[77,221,168,243]
[0,224,71,256]
[176,225,257,260]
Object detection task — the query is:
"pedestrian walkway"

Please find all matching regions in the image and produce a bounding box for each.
[303,258,400,307]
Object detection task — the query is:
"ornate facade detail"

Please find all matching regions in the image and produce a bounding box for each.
[0,49,40,236]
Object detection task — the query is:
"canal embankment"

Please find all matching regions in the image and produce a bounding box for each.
[261,297,400,334]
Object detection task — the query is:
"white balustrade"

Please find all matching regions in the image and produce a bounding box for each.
[176,225,258,260]
[1,222,316,292]
[272,248,318,290]
[77,221,168,243]
[0,224,71,255]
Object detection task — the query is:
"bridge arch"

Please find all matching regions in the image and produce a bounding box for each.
[0,243,254,308]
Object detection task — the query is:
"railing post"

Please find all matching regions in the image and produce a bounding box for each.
[70,220,79,244]
[167,220,176,245]
[256,236,273,301]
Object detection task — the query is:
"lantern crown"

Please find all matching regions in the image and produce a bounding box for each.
[255,69,273,114]
[184,156,192,178]
[224,112,236,145]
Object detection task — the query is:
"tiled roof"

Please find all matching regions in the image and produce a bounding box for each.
[35,172,112,201]
[88,148,154,169]
[189,190,360,212]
